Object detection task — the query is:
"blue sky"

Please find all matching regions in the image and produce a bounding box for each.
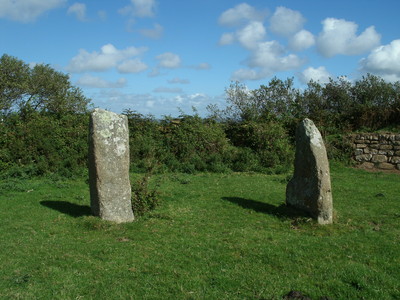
[1,0,400,117]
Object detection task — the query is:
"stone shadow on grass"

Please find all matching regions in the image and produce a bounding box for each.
[40,201,91,218]
[222,197,310,220]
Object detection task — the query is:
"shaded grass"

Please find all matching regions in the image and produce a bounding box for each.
[0,165,399,299]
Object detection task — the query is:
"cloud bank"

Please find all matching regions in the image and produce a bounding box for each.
[77,75,127,88]
[67,2,86,21]
[66,44,148,73]
[317,18,381,57]
[298,66,332,84]
[360,39,400,81]
[0,0,66,22]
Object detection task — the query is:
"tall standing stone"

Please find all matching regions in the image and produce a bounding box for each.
[88,108,134,223]
[286,118,333,224]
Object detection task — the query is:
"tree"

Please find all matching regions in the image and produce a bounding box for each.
[352,73,397,107]
[349,74,399,129]
[209,77,300,122]
[222,81,255,121]
[0,54,29,112]
[323,76,352,114]
[252,77,299,120]
[0,54,91,116]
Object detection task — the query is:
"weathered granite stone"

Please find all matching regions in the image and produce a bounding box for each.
[286,118,333,225]
[380,144,393,150]
[371,154,387,163]
[377,162,395,170]
[360,162,374,169]
[355,149,364,155]
[88,108,134,223]
[391,156,400,164]
[355,154,372,162]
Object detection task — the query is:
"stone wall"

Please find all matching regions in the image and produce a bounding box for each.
[352,133,400,170]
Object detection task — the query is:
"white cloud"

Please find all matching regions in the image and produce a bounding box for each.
[218,4,313,81]
[119,0,156,18]
[232,69,265,81]
[168,78,190,84]
[360,39,400,81]
[229,41,306,81]
[269,6,305,37]
[219,33,235,46]
[153,87,183,93]
[92,90,223,117]
[232,40,304,81]
[317,18,381,57]
[249,41,304,71]
[66,44,147,73]
[92,90,156,114]
[67,3,86,21]
[117,58,148,73]
[139,23,163,39]
[148,68,161,77]
[0,0,65,22]
[289,29,315,51]
[191,63,211,70]
[218,3,266,27]
[298,66,332,84]
[77,74,127,88]
[219,21,267,50]
[146,100,155,108]
[156,52,181,68]
[237,21,266,49]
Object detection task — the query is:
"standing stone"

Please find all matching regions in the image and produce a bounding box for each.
[286,118,333,224]
[88,108,134,223]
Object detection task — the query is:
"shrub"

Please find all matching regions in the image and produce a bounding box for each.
[124,110,168,172]
[0,112,89,177]
[162,114,232,172]
[325,134,354,164]
[230,147,262,172]
[225,120,294,170]
[131,173,161,217]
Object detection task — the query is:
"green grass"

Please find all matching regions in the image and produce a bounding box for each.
[0,165,399,299]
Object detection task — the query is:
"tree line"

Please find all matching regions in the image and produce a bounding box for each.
[1,54,399,178]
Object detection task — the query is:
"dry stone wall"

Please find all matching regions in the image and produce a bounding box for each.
[352,133,400,170]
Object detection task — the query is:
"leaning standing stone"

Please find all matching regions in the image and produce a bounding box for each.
[286,118,333,224]
[88,108,134,223]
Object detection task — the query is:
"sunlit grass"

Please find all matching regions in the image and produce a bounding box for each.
[0,165,399,299]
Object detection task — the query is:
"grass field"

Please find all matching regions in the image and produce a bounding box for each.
[0,164,399,299]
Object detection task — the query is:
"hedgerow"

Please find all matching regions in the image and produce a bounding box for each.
[1,53,400,178]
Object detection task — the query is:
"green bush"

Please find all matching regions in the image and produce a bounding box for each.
[3,69,400,178]
[0,112,89,178]
[131,174,161,217]
[225,120,293,171]
[325,134,354,164]
[230,147,261,172]
[161,114,232,173]
[124,110,168,172]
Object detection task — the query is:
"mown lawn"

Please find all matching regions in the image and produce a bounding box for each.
[0,164,399,299]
